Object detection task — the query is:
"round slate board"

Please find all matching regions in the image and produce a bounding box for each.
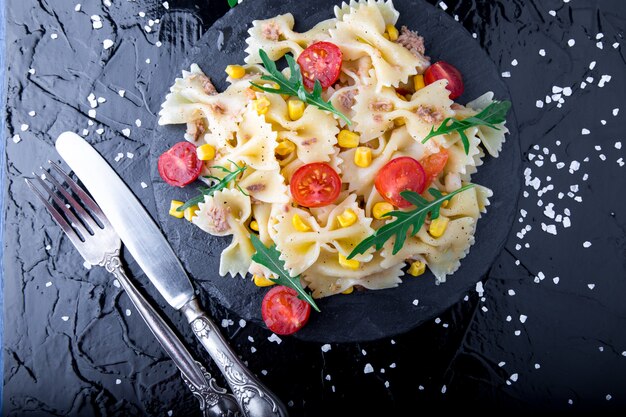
[150,0,521,342]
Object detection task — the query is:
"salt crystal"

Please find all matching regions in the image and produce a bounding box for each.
[46,281,52,287]
[567,39,575,47]
[583,241,591,248]
[268,333,282,344]
[12,135,21,143]
[113,279,120,288]
[510,373,519,382]
[606,394,612,401]
[548,10,556,16]
[562,87,572,96]
[502,71,511,78]
[520,314,527,323]
[156,41,162,47]
[126,152,134,158]
[144,25,152,33]
[498,361,506,367]
[614,42,620,48]
[508,289,515,296]
[118,90,126,97]
[96,128,104,135]
[251,347,257,353]
[475,281,484,296]
[535,100,544,108]
[163,1,170,9]
[438,1,448,11]
[514,330,521,336]
[140,182,148,189]
[135,119,142,127]
[588,283,595,290]
[481,306,488,312]
[553,277,560,284]
[364,363,374,374]
[88,109,96,118]
[61,316,69,321]
[511,59,518,66]
[539,49,545,56]
[20,124,29,131]
[321,344,331,352]
[75,4,81,12]
[28,68,35,75]
[103,39,114,49]
[596,41,603,49]
[125,309,131,316]
[239,319,246,328]
[122,128,131,137]
[114,153,124,162]
[552,86,563,94]
[116,379,121,384]
[412,299,419,306]
[506,315,512,322]
[598,75,612,88]
[581,128,590,135]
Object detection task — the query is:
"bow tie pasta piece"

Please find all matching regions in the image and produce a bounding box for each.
[381,216,476,282]
[264,94,340,164]
[467,92,510,157]
[159,65,252,147]
[214,105,279,171]
[273,207,323,277]
[329,3,422,91]
[303,250,403,298]
[239,169,289,204]
[251,203,275,246]
[334,0,399,26]
[351,80,454,144]
[442,127,482,177]
[245,13,334,64]
[192,189,254,278]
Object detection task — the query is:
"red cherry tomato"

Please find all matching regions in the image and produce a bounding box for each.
[261,286,311,335]
[374,157,426,208]
[157,142,203,187]
[297,42,343,91]
[420,150,449,189]
[424,61,464,99]
[290,162,341,208]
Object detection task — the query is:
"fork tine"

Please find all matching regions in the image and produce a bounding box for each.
[48,161,112,228]
[43,165,102,232]
[25,179,86,249]
[31,173,92,239]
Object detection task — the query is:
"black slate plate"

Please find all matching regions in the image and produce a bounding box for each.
[150,0,521,342]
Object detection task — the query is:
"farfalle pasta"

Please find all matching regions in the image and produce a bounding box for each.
[158,0,510,300]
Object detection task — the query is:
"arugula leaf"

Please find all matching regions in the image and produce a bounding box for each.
[176,163,247,212]
[250,49,351,125]
[422,100,511,154]
[347,184,476,259]
[250,234,321,312]
[227,0,239,8]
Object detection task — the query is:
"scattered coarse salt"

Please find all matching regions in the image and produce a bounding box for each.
[135,119,142,127]
[539,49,546,56]
[520,314,528,323]
[588,283,595,290]
[103,39,114,49]
[75,4,81,12]
[534,363,541,369]
[536,100,544,108]
[581,128,590,135]
[553,277,560,284]
[589,61,597,70]
[514,330,521,336]
[12,134,21,143]
[498,361,506,367]
[598,75,612,87]
[614,42,620,49]
[50,33,58,39]
[475,281,484,296]
[96,128,104,135]
[114,153,124,162]
[91,15,103,30]
[45,281,52,287]
[562,87,572,96]
[508,289,516,296]
[362,349,367,356]
[435,317,441,324]
[250,347,257,353]
[88,109,96,118]
[268,333,282,344]
[364,363,374,374]
[502,71,511,78]
[596,41,603,49]
[61,316,69,321]
[126,152,134,159]
[511,59,518,66]
[113,279,120,288]
[606,394,612,401]
[321,344,331,352]
[441,385,447,394]
[144,25,152,33]
[221,319,234,328]
[510,373,519,382]
[567,39,575,47]
[412,299,419,306]
[20,124,29,131]
[506,315,512,322]
[238,319,246,328]
[438,1,448,11]
[140,182,148,189]
[156,41,162,47]
[481,306,488,312]
[118,90,126,97]
[583,241,592,248]
[115,379,121,384]
[125,309,131,316]
[122,128,131,137]
[548,10,556,16]
[163,2,170,9]
[145,58,151,64]
[139,11,146,17]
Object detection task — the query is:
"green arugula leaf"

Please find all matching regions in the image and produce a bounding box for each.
[176,163,247,212]
[227,0,239,8]
[422,100,511,155]
[347,184,476,259]
[250,49,352,125]
[250,234,321,312]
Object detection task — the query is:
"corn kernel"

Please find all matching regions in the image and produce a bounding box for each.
[337,130,360,148]
[196,144,216,161]
[253,274,276,287]
[428,216,449,238]
[354,147,372,168]
[407,260,426,277]
[225,64,246,79]
[372,202,394,219]
[168,200,184,219]
[337,209,357,228]
[275,140,296,156]
[287,99,305,120]
[250,220,259,231]
[414,74,426,91]
[183,205,199,222]
[292,214,311,232]
[386,24,399,41]
[253,96,271,115]
[383,32,390,40]
[440,192,449,208]
[338,253,360,270]
[342,286,354,294]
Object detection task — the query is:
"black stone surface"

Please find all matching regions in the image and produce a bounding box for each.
[3,0,626,415]
[150,0,521,342]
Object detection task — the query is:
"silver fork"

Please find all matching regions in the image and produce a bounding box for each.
[25,161,242,417]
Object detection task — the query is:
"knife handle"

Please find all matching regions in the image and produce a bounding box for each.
[181,298,289,417]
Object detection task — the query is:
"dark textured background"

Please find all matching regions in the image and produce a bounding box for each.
[3,0,626,415]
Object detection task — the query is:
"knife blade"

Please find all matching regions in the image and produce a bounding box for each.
[56,132,288,417]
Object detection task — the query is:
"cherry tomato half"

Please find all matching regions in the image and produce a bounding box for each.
[261,286,311,335]
[297,42,343,91]
[420,149,449,189]
[157,142,203,187]
[290,162,341,208]
[374,157,426,208]
[424,61,464,99]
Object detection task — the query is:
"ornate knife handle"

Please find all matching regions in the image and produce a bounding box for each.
[103,254,241,417]
[181,298,289,417]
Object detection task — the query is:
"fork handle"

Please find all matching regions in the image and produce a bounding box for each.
[102,253,241,417]
[181,298,289,417]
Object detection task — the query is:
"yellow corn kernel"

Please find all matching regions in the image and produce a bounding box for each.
[337,209,357,228]
[225,64,246,79]
[275,139,296,156]
[372,202,394,219]
[196,144,216,161]
[354,147,372,168]
[337,130,360,148]
[250,220,259,231]
[292,214,311,232]
[338,253,360,270]
[253,96,271,115]
[414,74,425,91]
[168,200,184,219]
[287,99,305,120]
[253,275,276,287]
[342,286,354,294]
[183,205,199,222]
[407,260,426,277]
[441,192,449,208]
[383,32,390,40]
[386,24,399,41]
[428,216,449,238]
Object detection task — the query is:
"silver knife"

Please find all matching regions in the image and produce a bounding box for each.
[56,132,289,417]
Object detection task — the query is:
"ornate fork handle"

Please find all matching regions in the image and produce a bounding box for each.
[102,253,241,417]
[181,298,289,417]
